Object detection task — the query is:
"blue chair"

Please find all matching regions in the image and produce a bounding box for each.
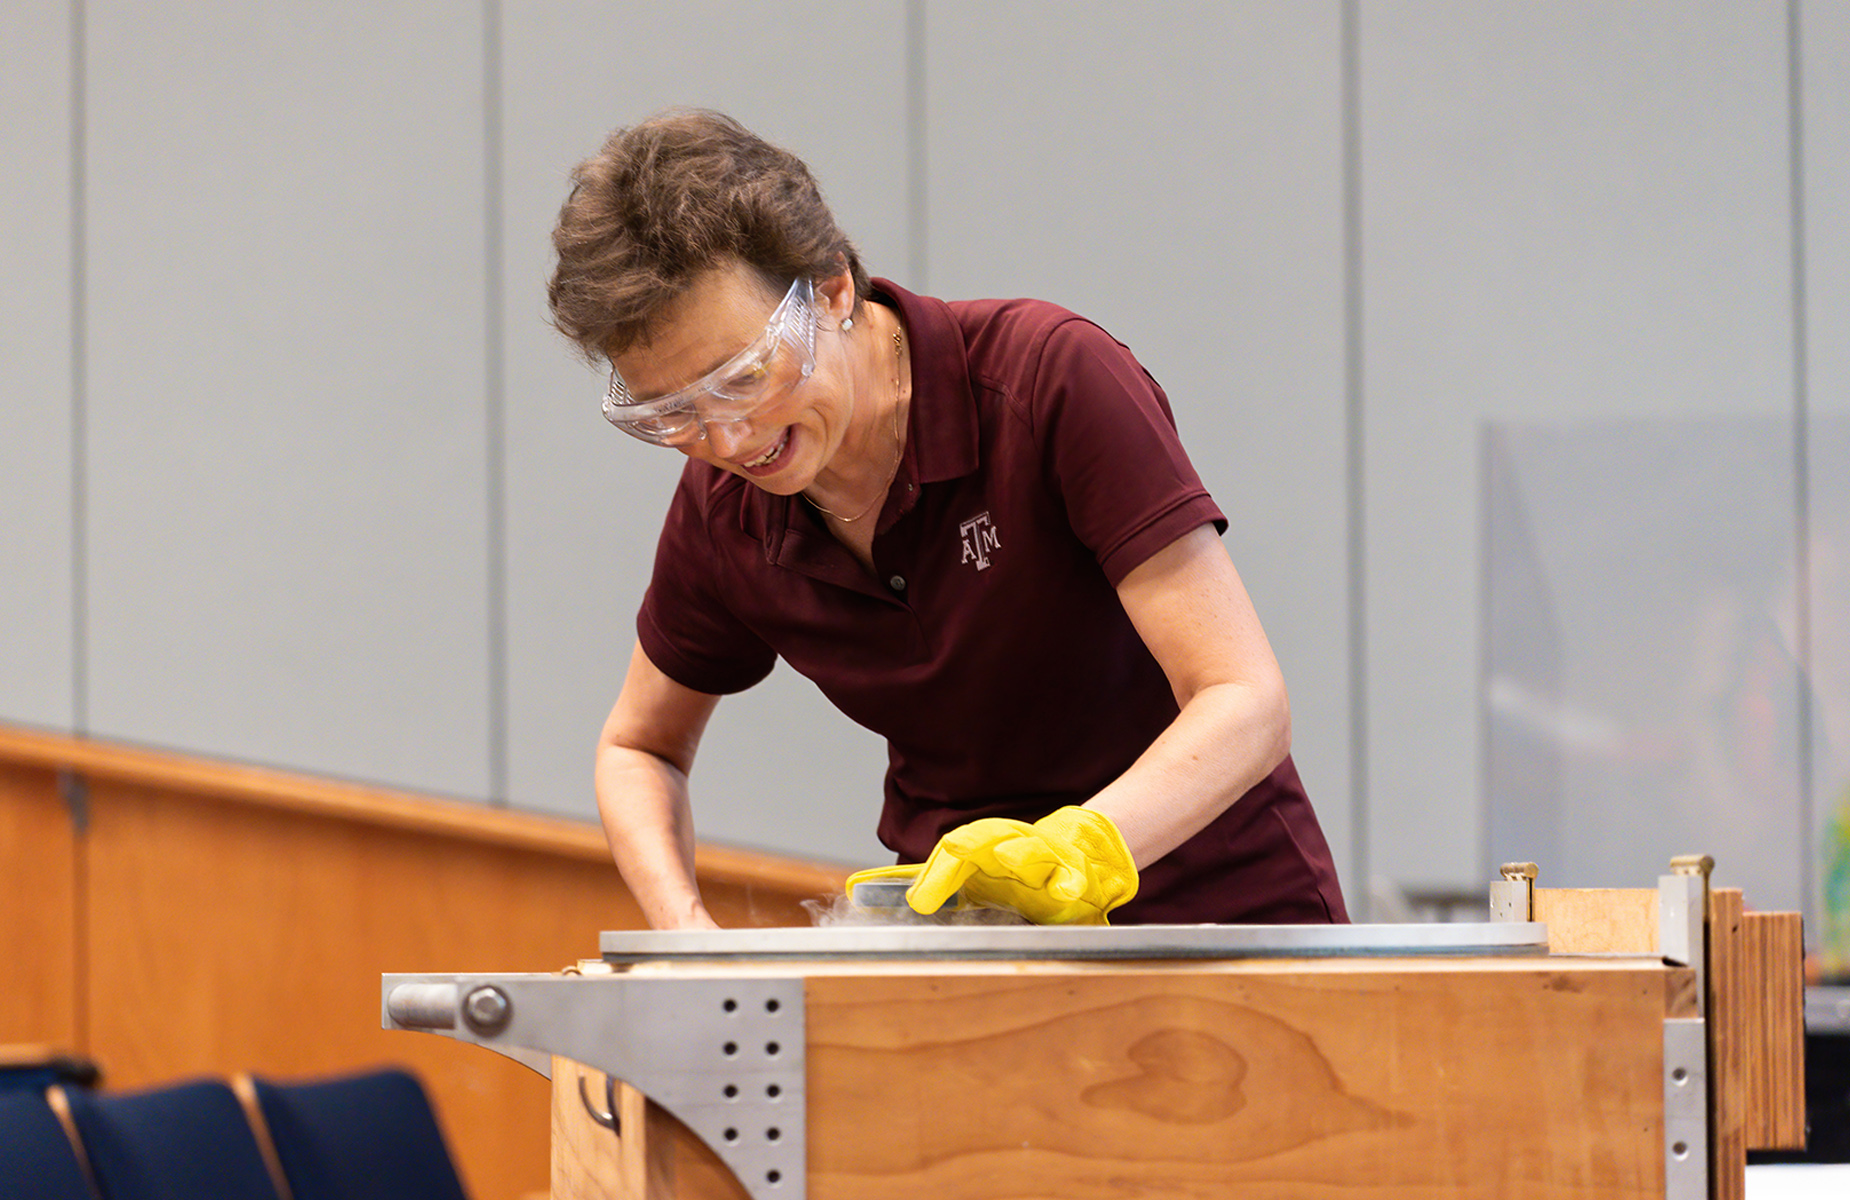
[0,1046,102,1095]
[60,1079,283,1200]
[0,1089,97,1200]
[244,1067,469,1200]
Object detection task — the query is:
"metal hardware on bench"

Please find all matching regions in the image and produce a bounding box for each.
[596,921,1548,963]
[385,973,806,1200]
[1659,870,1708,1018]
[1663,1018,1708,1200]
[461,986,511,1035]
[1489,862,1538,923]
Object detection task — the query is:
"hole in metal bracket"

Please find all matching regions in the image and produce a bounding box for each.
[1672,1141,1689,1159]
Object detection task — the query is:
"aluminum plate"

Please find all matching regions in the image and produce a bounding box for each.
[600,921,1549,963]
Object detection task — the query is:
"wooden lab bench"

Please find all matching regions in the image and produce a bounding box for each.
[385,858,1803,1199]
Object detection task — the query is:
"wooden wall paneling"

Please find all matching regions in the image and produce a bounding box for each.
[0,724,850,1199]
[80,777,631,1199]
[0,762,79,1050]
[73,774,839,1200]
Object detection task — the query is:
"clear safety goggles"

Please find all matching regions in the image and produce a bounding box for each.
[601,276,818,447]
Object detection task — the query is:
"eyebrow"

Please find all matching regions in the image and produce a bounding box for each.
[620,336,759,405]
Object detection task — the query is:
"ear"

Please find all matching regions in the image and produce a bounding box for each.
[814,266,857,326]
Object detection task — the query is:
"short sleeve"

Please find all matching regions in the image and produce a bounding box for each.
[1031,319,1227,585]
[635,465,779,695]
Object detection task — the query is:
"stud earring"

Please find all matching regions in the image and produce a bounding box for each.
[839,316,854,332]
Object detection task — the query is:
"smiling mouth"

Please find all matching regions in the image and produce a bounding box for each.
[740,430,790,470]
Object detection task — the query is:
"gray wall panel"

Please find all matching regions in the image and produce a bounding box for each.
[4,1,1831,909]
[1811,0,1850,426]
[0,1,75,731]
[1361,1,1796,890]
[500,2,907,864]
[82,2,492,795]
[1804,0,1850,934]
[923,2,1355,878]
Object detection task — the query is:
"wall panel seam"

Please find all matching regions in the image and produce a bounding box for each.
[70,0,88,738]
[486,0,509,806]
[1787,0,1813,922]
[1341,0,1368,912]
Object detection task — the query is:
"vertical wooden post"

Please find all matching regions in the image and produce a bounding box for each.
[551,1061,749,1200]
[1739,911,1806,1150]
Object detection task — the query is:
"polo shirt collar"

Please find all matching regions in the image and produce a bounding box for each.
[869,277,981,486]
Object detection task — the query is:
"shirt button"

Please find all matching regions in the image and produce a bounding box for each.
[888,575,907,592]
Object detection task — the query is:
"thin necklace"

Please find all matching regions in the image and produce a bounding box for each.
[805,322,905,524]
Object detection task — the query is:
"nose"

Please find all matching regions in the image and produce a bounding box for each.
[703,417,754,460]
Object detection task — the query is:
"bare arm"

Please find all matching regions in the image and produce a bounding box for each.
[595,641,725,929]
[1083,524,1293,868]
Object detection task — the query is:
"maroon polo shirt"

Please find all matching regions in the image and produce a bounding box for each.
[637,279,1347,924]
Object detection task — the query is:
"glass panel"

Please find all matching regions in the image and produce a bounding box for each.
[1483,417,1805,921]
[1812,416,1850,978]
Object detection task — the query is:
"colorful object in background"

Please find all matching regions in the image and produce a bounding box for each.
[1823,783,1850,983]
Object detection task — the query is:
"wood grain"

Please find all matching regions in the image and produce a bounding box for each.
[1741,911,1805,1149]
[1711,887,1746,1200]
[1532,887,1659,954]
[551,1060,749,1200]
[0,762,79,1050]
[0,724,850,899]
[802,961,1684,1199]
[552,1057,630,1199]
[2,723,851,1200]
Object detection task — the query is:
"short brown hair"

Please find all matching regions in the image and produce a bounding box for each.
[547,109,870,362]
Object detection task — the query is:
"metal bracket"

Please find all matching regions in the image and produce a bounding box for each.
[1658,857,1711,1017]
[1663,1018,1708,1199]
[1488,861,1537,923]
[385,972,805,1200]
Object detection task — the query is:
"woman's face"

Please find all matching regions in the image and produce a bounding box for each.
[609,262,861,495]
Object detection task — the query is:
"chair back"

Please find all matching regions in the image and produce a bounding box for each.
[0,1089,98,1200]
[246,1067,468,1200]
[61,1078,283,1200]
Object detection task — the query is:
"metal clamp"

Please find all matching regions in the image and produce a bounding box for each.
[1489,862,1538,923]
[1658,857,1711,1017]
[1663,1018,1708,1199]
[386,972,806,1200]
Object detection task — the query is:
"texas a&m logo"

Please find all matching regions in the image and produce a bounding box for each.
[958,511,1001,571]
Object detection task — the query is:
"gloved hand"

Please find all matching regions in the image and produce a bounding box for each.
[906,807,1138,925]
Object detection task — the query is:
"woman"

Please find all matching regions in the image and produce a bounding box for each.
[549,109,1346,929]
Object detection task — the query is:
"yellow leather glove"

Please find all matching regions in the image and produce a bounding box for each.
[905,807,1138,925]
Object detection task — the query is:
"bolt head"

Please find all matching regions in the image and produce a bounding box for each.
[462,986,512,1034]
